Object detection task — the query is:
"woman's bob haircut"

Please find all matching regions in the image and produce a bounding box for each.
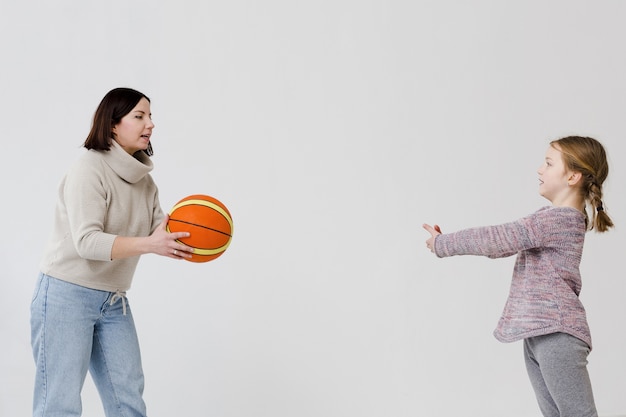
[83,87,153,156]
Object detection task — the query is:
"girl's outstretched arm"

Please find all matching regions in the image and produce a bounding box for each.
[429,215,544,259]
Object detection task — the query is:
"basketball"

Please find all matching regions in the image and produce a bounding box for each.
[166,194,233,263]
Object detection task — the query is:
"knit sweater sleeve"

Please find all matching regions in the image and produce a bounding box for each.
[434,211,545,259]
[63,157,117,261]
[150,184,165,233]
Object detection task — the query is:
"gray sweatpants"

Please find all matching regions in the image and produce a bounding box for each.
[524,332,597,417]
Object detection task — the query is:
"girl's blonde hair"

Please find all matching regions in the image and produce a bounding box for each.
[551,136,614,232]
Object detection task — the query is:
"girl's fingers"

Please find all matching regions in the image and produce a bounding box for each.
[422,223,441,236]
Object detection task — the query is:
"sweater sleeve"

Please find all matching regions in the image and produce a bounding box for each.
[63,159,117,261]
[434,213,542,259]
[150,183,165,233]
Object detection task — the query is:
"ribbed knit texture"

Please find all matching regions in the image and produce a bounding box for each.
[434,206,592,348]
[40,141,164,292]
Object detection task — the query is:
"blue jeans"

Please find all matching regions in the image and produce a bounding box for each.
[30,273,147,417]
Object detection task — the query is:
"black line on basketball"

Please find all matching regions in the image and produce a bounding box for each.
[169,218,232,237]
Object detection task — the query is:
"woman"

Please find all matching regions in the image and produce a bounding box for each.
[31,87,193,417]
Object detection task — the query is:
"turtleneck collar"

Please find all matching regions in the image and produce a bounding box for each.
[100,140,154,184]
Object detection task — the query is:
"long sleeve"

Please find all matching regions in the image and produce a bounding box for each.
[63,158,118,261]
[434,215,539,259]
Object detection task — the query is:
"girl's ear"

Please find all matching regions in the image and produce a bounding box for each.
[567,171,583,186]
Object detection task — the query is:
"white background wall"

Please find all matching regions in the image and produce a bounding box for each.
[1,1,625,416]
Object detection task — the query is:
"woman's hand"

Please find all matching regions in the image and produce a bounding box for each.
[149,215,194,259]
[422,224,442,253]
[111,215,194,260]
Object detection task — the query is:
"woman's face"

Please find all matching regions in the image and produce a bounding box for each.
[112,97,154,155]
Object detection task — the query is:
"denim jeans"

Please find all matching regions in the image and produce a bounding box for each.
[30,273,147,417]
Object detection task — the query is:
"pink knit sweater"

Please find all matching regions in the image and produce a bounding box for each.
[434,206,592,348]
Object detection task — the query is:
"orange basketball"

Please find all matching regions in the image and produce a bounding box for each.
[166,194,233,263]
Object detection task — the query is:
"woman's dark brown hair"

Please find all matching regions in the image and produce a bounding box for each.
[83,87,153,156]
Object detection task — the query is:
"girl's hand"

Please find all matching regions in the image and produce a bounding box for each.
[422,223,442,253]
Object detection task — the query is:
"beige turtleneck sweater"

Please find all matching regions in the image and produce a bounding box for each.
[40,140,164,292]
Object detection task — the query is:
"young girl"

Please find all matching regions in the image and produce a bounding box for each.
[423,136,613,417]
[31,88,194,417]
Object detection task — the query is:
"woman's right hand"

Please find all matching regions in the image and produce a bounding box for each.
[149,215,195,259]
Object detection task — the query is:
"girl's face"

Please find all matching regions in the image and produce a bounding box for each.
[112,97,154,155]
[537,144,577,205]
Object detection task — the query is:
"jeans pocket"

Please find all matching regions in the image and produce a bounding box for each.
[31,273,46,304]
